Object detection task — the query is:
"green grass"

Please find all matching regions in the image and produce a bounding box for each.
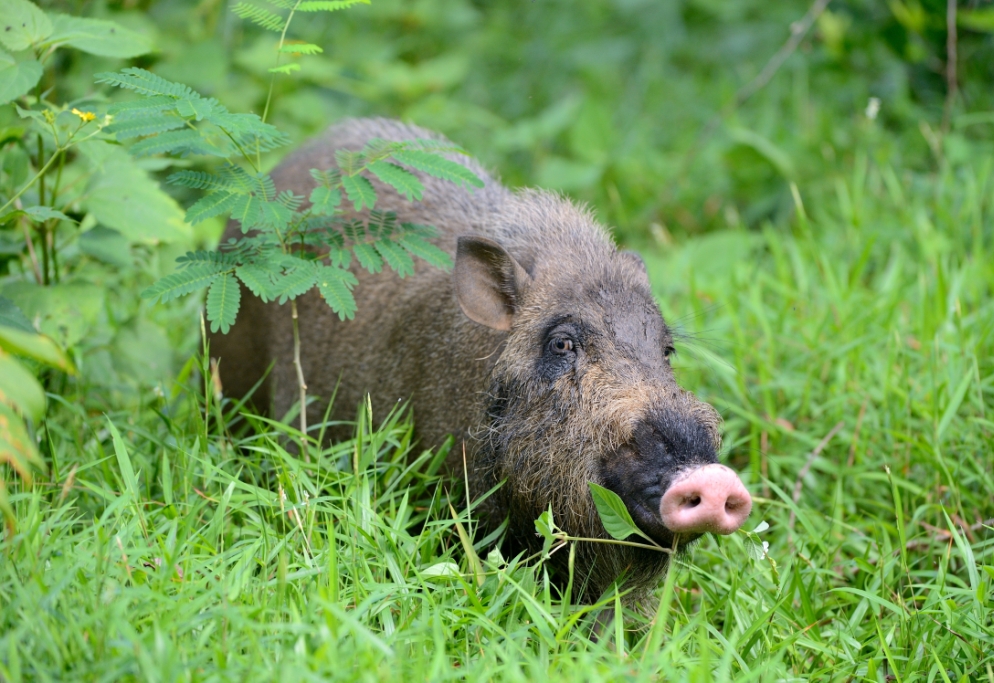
[3,147,992,681]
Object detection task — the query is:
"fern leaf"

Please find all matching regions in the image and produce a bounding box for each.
[279,42,323,54]
[352,242,383,273]
[209,112,289,151]
[141,263,224,303]
[396,232,452,270]
[277,190,303,212]
[230,194,264,231]
[167,170,234,192]
[206,273,241,334]
[391,150,484,189]
[373,238,414,278]
[258,200,293,229]
[342,174,376,211]
[272,263,317,304]
[107,95,174,118]
[106,113,186,139]
[268,63,301,75]
[298,0,370,11]
[315,266,358,320]
[175,250,238,267]
[130,129,217,158]
[310,168,342,187]
[309,186,341,215]
[175,97,217,121]
[231,2,285,31]
[186,191,238,224]
[334,149,364,175]
[95,67,197,99]
[236,264,276,302]
[367,161,424,201]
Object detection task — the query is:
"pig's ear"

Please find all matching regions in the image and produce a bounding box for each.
[454,235,530,331]
[620,250,647,274]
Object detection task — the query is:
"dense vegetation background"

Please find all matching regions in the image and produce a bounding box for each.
[1,0,993,680]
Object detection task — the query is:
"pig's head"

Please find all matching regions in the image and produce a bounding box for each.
[452,193,752,599]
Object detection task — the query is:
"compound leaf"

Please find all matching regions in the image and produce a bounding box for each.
[373,238,414,278]
[315,266,357,320]
[396,231,451,270]
[206,273,241,334]
[231,2,284,31]
[352,242,383,273]
[309,186,341,215]
[141,263,224,303]
[368,161,424,201]
[391,150,484,189]
[342,174,376,211]
[186,191,237,224]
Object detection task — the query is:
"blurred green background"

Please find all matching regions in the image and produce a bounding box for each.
[42,0,994,245]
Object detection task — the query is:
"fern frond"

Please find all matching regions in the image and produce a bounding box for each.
[236,264,277,302]
[373,238,414,278]
[206,273,241,334]
[391,150,484,189]
[316,265,358,320]
[298,0,369,11]
[105,114,186,140]
[130,129,218,158]
[342,174,376,211]
[279,42,323,54]
[107,95,174,118]
[231,2,285,31]
[367,161,424,201]
[186,191,238,224]
[352,242,383,273]
[96,68,197,99]
[209,112,289,151]
[396,232,452,270]
[141,263,224,303]
[175,250,239,267]
[272,262,317,304]
[269,63,301,75]
[167,171,234,192]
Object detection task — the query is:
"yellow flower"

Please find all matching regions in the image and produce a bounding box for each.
[71,108,96,123]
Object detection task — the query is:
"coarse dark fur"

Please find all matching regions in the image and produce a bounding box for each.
[210,118,724,604]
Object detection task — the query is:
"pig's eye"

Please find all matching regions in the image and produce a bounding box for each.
[663,345,676,359]
[550,336,574,355]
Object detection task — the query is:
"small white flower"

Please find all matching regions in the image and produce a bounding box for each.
[865,97,881,121]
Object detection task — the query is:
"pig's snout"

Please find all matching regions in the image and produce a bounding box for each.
[659,465,752,535]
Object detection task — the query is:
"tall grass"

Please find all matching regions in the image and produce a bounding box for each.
[2,157,992,681]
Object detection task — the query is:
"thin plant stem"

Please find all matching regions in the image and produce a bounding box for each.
[21,222,43,283]
[291,299,310,463]
[258,0,303,166]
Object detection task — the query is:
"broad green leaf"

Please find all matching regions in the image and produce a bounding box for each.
[206,273,240,334]
[0,322,75,372]
[373,238,414,277]
[342,174,377,211]
[352,242,383,273]
[316,266,357,320]
[236,264,276,302]
[391,150,484,189]
[309,186,342,215]
[0,50,42,105]
[0,402,44,482]
[46,14,151,58]
[0,350,46,421]
[77,226,130,268]
[0,296,33,333]
[1,281,103,349]
[141,263,224,303]
[368,161,424,201]
[22,205,72,223]
[79,141,188,243]
[588,481,651,542]
[0,0,53,51]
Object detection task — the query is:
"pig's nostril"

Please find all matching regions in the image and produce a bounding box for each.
[686,495,701,508]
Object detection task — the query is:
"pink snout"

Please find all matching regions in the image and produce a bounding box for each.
[659,464,752,535]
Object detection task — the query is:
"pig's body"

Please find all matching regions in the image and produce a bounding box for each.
[211,118,751,603]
